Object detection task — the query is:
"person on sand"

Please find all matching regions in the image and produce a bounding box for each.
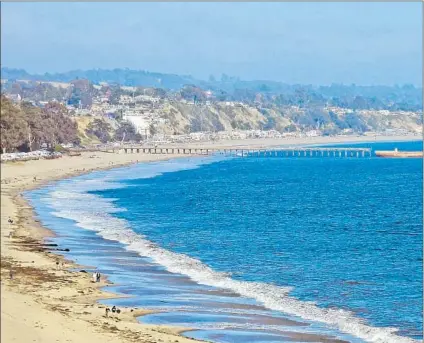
[105,307,110,317]
[92,272,97,283]
[96,272,101,282]
[9,269,13,280]
[56,260,60,270]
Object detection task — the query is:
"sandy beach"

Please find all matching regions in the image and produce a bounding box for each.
[1,135,420,343]
[1,151,203,343]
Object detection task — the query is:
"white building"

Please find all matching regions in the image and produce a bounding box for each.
[122,115,150,135]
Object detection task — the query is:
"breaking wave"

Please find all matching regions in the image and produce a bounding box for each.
[36,157,418,343]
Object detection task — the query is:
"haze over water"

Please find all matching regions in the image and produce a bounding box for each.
[27,141,423,343]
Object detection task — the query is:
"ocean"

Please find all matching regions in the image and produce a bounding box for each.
[26,140,423,343]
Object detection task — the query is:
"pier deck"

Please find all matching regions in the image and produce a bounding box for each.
[110,146,372,158]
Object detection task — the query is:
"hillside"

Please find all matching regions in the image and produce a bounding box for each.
[154,101,422,136]
[73,116,120,145]
[1,68,422,147]
[2,68,422,112]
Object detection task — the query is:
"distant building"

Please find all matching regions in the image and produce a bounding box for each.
[305,130,321,137]
[341,128,354,135]
[7,94,21,103]
[122,114,150,136]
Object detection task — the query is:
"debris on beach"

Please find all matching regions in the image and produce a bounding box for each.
[1,150,62,162]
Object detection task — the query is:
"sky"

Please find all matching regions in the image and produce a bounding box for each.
[1,2,422,86]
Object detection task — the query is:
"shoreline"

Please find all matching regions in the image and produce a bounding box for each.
[1,136,420,343]
[1,151,205,343]
[22,156,355,343]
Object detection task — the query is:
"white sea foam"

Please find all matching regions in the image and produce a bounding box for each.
[38,157,419,343]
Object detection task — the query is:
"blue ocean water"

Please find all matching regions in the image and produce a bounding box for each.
[26,140,422,343]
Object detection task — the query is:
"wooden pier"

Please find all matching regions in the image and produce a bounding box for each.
[113,146,372,158]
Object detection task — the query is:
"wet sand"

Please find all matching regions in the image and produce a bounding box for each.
[50,221,348,343]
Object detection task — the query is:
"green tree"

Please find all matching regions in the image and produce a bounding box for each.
[109,86,124,104]
[180,85,206,102]
[114,121,142,142]
[149,123,157,136]
[86,118,112,143]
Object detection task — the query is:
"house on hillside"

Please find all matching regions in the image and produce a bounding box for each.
[7,93,21,103]
[305,130,322,137]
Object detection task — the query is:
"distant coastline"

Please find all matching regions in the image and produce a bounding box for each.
[154,133,421,150]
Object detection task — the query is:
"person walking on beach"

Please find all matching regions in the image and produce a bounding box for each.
[92,272,97,283]
[96,272,101,282]
[8,218,14,238]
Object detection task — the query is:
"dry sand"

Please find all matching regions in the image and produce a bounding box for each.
[0,135,419,343]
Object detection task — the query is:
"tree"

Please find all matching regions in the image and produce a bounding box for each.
[305,107,332,128]
[42,102,78,147]
[21,102,45,151]
[67,87,83,107]
[109,85,124,104]
[0,97,79,153]
[86,118,112,143]
[180,85,206,103]
[151,88,167,99]
[0,96,29,153]
[328,111,349,130]
[69,79,94,108]
[149,123,157,137]
[263,116,276,130]
[344,112,368,132]
[352,96,368,110]
[283,124,297,132]
[114,121,141,142]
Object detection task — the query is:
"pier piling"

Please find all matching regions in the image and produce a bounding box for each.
[118,145,371,159]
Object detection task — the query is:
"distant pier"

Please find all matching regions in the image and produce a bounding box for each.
[111,146,372,158]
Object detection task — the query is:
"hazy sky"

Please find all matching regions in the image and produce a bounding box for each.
[1,2,422,86]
